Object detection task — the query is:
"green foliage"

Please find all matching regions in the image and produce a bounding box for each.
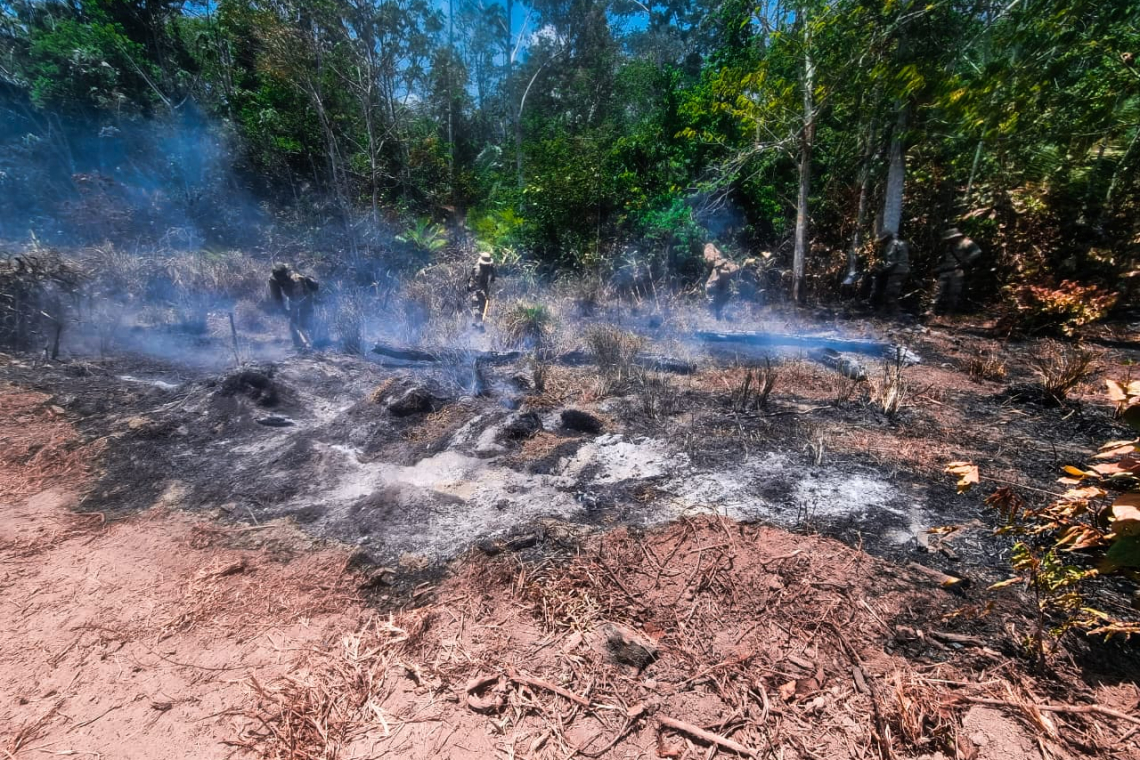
[396,218,449,264]
[0,0,1137,291]
[26,16,161,113]
[948,379,1140,659]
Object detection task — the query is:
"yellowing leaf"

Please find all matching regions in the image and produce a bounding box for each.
[1062,465,1096,479]
[946,462,979,493]
[989,577,1024,590]
[1106,379,1128,402]
[1061,486,1106,501]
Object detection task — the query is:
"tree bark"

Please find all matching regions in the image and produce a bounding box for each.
[847,118,877,281]
[963,139,983,210]
[793,21,814,303]
[1104,126,1139,214]
[881,103,908,236]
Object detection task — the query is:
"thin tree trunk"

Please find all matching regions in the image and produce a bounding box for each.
[447,0,455,197]
[881,104,907,236]
[847,118,877,280]
[963,139,983,210]
[1104,126,1140,214]
[792,22,814,303]
[1079,139,1107,224]
[516,58,553,189]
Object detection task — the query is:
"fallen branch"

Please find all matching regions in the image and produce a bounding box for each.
[928,630,986,648]
[821,621,893,760]
[657,715,756,757]
[957,697,1140,728]
[695,331,899,356]
[577,703,647,757]
[372,342,695,374]
[506,667,591,707]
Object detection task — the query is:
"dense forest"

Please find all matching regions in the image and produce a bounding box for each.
[0,0,1138,311]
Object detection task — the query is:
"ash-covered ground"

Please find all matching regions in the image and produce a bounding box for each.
[5,311,1131,581]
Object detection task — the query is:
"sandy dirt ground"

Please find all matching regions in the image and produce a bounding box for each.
[1,390,365,759]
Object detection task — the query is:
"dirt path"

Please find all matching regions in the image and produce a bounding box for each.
[1,390,367,759]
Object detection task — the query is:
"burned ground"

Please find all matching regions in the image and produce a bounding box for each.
[1,320,1134,580]
[3,312,1140,759]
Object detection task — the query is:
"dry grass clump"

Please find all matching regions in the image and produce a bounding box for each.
[731,359,778,412]
[0,249,82,355]
[586,324,644,395]
[234,613,428,759]
[500,301,555,349]
[1030,340,1100,403]
[965,349,1008,383]
[233,297,270,332]
[332,288,368,354]
[868,353,909,418]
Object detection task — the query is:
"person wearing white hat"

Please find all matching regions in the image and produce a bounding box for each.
[468,251,497,329]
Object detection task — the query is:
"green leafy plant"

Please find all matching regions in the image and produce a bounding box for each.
[947,378,1140,662]
[396,219,449,260]
[1009,281,1120,337]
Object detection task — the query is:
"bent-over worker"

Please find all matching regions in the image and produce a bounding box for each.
[705,257,740,321]
[933,228,982,315]
[870,232,910,314]
[269,263,319,349]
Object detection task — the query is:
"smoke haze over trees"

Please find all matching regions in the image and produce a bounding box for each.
[0,0,1137,302]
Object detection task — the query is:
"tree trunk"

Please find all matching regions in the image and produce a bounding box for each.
[847,118,877,281]
[963,139,983,210]
[792,22,814,304]
[447,0,456,197]
[881,103,907,236]
[1104,126,1140,214]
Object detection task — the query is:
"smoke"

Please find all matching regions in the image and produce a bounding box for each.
[0,95,272,248]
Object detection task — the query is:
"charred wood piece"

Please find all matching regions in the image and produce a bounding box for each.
[696,330,920,364]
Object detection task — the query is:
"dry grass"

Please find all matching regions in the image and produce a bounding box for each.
[1030,340,1100,403]
[224,518,1000,760]
[730,359,778,412]
[965,349,1008,383]
[0,389,103,501]
[585,324,644,395]
[867,353,909,418]
[500,301,555,349]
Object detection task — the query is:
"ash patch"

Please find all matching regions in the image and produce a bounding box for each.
[6,352,948,571]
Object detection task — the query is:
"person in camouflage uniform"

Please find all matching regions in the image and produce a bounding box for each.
[467,251,496,329]
[704,257,740,320]
[933,228,982,315]
[268,263,319,348]
[869,231,910,314]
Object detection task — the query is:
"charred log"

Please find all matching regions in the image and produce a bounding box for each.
[372,342,695,374]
